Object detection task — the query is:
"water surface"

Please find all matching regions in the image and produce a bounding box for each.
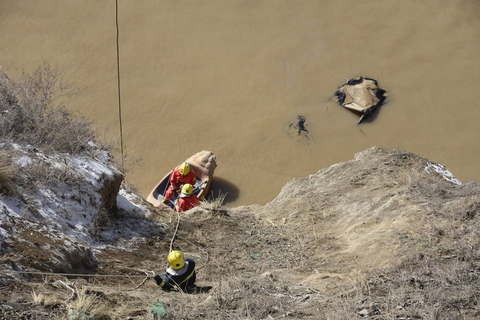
[1,0,479,206]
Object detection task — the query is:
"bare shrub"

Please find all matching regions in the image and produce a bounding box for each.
[0,62,97,155]
[31,288,63,309]
[200,192,228,216]
[66,286,102,320]
[16,156,84,196]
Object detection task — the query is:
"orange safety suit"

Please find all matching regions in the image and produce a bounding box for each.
[164,167,196,201]
[177,194,199,212]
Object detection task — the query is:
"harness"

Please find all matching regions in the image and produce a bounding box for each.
[177,269,195,287]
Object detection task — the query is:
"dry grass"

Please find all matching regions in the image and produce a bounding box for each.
[66,286,102,320]
[162,274,300,320]
[18,156,84,192]
[319,185,480,320]
[199,192,228,216]
[31,288,63,309]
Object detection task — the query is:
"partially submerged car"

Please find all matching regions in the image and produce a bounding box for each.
[334,76,387,124]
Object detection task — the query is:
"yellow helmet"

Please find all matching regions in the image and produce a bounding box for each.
[179,163,191,176]
[181,184,194,196]
[167,250,185,270]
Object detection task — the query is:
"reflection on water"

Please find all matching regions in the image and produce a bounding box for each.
[356,100,390,125]
[207,176,240,205]
[1,1,480,206]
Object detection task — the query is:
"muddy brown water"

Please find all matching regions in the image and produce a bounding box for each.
[1,1,480,206]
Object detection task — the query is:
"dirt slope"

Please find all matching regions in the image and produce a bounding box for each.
[2,147,480,319]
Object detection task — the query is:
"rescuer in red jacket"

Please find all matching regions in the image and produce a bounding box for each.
[177,184,199,212]
[162,163,196,203]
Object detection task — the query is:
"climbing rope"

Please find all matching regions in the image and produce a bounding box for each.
[115,0,125,173]
[176,234,210,271]
[9,270,148,278]
[168,210,210,271]
[169,211,181,252]
[8,269,155,292]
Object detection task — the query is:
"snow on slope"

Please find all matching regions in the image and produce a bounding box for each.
[0,143,164,251]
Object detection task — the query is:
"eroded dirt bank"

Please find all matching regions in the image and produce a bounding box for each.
[2,147,480,319]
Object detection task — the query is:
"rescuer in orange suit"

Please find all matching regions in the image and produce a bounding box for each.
[162,162,196,203]
[177,184,199,212]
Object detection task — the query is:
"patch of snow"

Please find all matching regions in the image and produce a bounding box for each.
[1,200,21,218]
[0,226,9,242]
[117,189,153,218]
[424,162,462,185]
[15,155,33,167]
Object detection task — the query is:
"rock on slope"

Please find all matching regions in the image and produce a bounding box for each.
[267,147,435,266]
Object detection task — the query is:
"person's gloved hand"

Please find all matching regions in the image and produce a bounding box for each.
[154,274,167,286]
